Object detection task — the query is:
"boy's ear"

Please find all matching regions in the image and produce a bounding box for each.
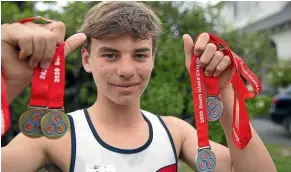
[81,48,92,73]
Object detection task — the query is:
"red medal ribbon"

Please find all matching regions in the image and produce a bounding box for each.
[47,42,66,109]
[18,16,56,108]
[191,33,262,150]
[190,56,209,148]
[208,34,261,149]
[29,66,49,107]
[232,52,262,99]
[29,44,66,109]
[205,77,219,96]
[18,16,55,24]
[18,16,66,109]
[1,73,11,136]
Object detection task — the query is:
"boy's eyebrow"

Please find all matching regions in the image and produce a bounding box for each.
[135,47,151,53]
[98,47,151,53]
[99,47,119,53]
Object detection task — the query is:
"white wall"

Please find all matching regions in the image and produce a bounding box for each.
[221,1,288,30]
[271,30,291,60]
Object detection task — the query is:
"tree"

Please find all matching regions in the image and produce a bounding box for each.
[268,59,291,88]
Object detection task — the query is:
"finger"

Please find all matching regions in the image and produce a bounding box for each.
[64,33,87,57]
[194,32,210,56]
[204,50,224,77]
[18,34,34,60]
[21,22,46,64]
[29,35,46,68]
[2,23,34,60]
[29,22,62,69]
[199,43,217,68]
[40,34,57,69]
[213,55,232,77]
[183,34,194,70]
[42,22,66,44]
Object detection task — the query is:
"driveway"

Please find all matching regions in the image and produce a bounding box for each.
[251,118,291,147]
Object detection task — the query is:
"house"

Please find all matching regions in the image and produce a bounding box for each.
[219,1,291,60]
[218,1,291,95]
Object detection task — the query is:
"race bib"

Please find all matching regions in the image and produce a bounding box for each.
[86,164,115,172]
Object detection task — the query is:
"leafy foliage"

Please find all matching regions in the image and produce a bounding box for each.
[268,59,291,88]
[246,95,273,118]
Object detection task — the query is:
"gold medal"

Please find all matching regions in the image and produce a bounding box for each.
[40,109,70,139]
[19,108,46,138]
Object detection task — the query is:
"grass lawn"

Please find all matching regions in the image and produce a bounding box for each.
[178,143,291,172]
[266,143,291,172]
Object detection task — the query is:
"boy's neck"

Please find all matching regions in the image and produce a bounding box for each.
[87,95,144,128]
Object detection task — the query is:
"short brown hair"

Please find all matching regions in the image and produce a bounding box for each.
[78,1,162,54]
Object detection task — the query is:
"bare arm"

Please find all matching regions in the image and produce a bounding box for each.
[218,85,277,172]
[1,133,50,172]
[173,117,233,172]
[182,32,276,171]
[178,85,277,172]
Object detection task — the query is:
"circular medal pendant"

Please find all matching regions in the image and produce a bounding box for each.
[195,149,216,172]
[206,96,223,121]
[18,109,46,138]
[40,110,70,139]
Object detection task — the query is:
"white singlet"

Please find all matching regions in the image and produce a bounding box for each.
[67,108,178,172]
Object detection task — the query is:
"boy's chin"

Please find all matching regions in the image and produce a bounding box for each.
[112,96,140,106]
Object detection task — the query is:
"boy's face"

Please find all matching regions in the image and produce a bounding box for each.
[82,35,155,105]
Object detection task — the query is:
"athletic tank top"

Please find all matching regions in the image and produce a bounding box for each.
[67,109,178,172]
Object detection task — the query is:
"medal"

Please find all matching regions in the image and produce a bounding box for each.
[41,109,69,139]
[19,108,46,138]
[195,148,216,172]
[18,60,49,138]
[206,96,223,121]
[204,77,222,121]
[40,42,70,139]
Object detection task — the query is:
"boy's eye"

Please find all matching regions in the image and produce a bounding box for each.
[102,54,118,58]
[135,54,147,59]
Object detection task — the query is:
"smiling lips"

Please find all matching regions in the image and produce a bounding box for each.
[111,82,139,87]
[110,83,140,93]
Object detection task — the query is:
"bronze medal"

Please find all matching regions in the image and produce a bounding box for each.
[18,108,46,138]
[40,109,70,139]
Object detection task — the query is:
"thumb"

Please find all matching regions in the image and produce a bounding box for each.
[64,33,87,56]
[183,34,194,71]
